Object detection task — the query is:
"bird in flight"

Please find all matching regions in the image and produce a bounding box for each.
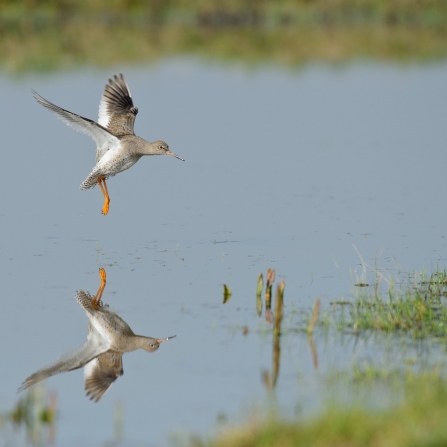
[32,74,184,215]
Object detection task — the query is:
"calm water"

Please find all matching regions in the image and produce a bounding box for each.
[1,59,447,446]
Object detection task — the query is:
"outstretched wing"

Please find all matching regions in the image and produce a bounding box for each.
[98,74,138,137]
[18,330,110,393]
[84,351,124,402]
[32,90,119,151]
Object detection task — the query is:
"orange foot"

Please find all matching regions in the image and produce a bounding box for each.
[98,268,106,286]
[92,268,107,309]
[97,176,110,215]
[101,200,110,215]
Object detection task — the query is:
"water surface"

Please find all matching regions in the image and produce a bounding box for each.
[1,59,446,445]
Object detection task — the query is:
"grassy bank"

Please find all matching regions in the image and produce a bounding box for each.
[1,0,447,23]
[190,377,447,447]
[0,1,446,72]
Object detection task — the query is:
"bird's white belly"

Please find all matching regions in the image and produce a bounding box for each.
[97,147,138,175]
[91,317,113,346]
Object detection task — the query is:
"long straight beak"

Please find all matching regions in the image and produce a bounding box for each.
[157,335,177,343]
[166,151,185,161]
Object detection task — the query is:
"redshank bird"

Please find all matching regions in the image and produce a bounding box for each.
[32,74,184,215]
[18,268,175,402]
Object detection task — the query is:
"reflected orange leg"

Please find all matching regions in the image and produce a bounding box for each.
[92,268,107,309]
[97,176,110,215]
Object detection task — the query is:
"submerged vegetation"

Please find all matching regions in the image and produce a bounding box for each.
[255,263,447,343]
[0,0,446,72]
[263,262,447,343]
[329,268,447,341]
[252,265,447,388]
[346,269,447,338]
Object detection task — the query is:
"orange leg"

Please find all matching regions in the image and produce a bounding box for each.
[92,268,107,309]
[97,176,110,215]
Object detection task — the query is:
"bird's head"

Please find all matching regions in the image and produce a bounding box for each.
[143,340,161,353]
[153,140,185,161]
[142,335,176,353]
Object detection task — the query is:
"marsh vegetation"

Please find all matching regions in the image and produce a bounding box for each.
[1,0,446,71]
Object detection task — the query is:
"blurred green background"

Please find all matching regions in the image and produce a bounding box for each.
[1,0,446,71]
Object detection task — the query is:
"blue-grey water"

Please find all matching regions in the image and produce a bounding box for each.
[1,59,446,446]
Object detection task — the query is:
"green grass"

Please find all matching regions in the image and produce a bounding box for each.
[332,269,447,340]
[1,0,447,22]
[0,1,446,72]
[286,267,447,342]
[190,376,447,447]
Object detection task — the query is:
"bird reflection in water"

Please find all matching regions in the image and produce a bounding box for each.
[18,268,175,402]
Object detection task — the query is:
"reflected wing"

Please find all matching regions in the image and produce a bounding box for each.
[98,74,138,136]
[18,330,110,393]
[32,90,119,150]
[84,351,124,402]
